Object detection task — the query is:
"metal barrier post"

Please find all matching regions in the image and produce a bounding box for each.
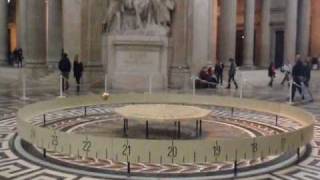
[43,114,46,127]
[146,120,149,139]
[59,75,65,98]
[149,74,153,95]
[234,160,238,176]
[104,73,108,93]
[127,161,131,175]
[21,69,29,100]
[289,79,293,104]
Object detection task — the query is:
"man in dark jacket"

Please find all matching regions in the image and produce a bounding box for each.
[59,53,71,91]
[215,62,224,85]
[226,58,238,89]
[291,58,305,101]
[73,55,84,94]
[303,58,312,87]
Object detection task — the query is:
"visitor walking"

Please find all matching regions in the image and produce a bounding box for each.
[58,53,71,91]
[268,62,276,87]
[281,63,291,86]
[226,58,238,89]
[215,62,224,85]
[301,58,314,102]
[303,57,312,87]
[291,57,305,102]
[73,55,84,94]
[15,48,23,68]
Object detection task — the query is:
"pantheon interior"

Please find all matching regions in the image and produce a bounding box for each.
[0,0,320,180]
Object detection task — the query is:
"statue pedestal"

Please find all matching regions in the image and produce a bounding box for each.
[102,35,168,91]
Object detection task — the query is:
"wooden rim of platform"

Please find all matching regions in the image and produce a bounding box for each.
[16,93,315,164]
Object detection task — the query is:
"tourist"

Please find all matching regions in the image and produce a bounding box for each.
[281,62,291,86]
[14,48,23,68]
[268,62,276,87]
[301,57,314,102]
[303,57,312,87]
[226,58,238,89]
[58,53,71,91]
[311,56,319,70]
[215,62,224,85]
[73,55,84,94]
[291,56,304,102]
[207,66,218,88]
[8,52,14,66]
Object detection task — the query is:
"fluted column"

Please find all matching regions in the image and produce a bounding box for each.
[19,0,47,67]
[218,0,237,64]
[47,0,63,70]
[243,0,255,67]
[0,0,8,64]
[260,0,271,67]
[191,0,211,73]
[284,0,298,64]
[297,0,311,59]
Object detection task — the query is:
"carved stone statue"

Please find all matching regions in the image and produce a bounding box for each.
[102,0,175,35]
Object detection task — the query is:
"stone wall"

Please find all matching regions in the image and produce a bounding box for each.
[310,0,320,57]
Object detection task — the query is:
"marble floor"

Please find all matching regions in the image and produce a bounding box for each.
[0,67,320,179]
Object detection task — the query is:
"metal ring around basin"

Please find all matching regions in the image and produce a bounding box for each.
[17,93,315,164]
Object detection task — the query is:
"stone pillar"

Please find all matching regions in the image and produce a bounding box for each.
[211,0,218,64]
[284,0,298,64]
[169,0,190,89]
[218,0,237,64]
[0,0,8,64]
[47,0,63,70]
[297,0,311,59]
[243,0,255,67]
[191,0,211,73]
[19,0,47,68]
[260,0,271,67]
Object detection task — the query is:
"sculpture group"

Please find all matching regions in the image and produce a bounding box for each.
[103,0,175,34]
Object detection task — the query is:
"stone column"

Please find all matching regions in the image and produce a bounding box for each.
[260,0,271,67]
[297,0,311,59]
[243,0,255,67]
[218,0,237,64]
[19,0,47,68]
[47,0,63,70]
[0,0,8,64]
[191,0,212,74]
[211,0,218,64]
[169,0,190,89]
[284,0,298,63]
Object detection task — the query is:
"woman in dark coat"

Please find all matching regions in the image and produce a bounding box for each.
[73,55,83,93]
[268,62,276,87]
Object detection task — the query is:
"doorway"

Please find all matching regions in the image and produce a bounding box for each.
[236,30,244,66]
[274,30,284,68]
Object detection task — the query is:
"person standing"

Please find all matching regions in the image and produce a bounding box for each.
[281,63,291,86]
[303,57,312,87]
[268,62,276,87]
[73,55,84,94]
[226,58,238,89]
[291,56,305,102]
[58,53,71,91]
[17,48,24,68]
[301,57,314,102]
[215,62,224,85]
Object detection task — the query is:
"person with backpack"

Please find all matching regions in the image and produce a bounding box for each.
[58,53,71,91]
[73,55,84,94]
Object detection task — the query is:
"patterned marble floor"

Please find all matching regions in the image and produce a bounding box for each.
[0,68,320,179]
